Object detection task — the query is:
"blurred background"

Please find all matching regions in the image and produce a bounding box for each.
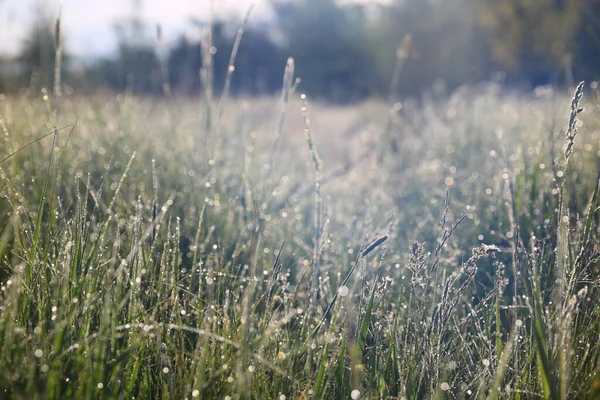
[1,0,599,102]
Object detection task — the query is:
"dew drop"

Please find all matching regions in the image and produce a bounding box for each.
[338,286,349,297]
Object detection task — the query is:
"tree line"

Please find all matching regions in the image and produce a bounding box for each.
[2,0,600,101]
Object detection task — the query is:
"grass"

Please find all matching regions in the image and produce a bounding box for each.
[0,79,599,400]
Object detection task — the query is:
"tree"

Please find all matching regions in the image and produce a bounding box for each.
[112,8,162,93]
[87,0,162,93]
[572,0,600,83]
[477,0,583,85]
[367,0,488,96]
[271,0,378,102]
[167,19,284,96]
[17,12,57,91]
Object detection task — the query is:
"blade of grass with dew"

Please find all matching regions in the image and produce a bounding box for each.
[0,124,75,166]
[200,3,214,138]
[217,5,253,133]
[313,332,332,399]
[580,176,600,257]
[357,247,387,354]
[269,57,295,170]
[301,93,323,314]
[531,273,556,399]
[22,127,59,324]
[491,325,519,400]
[495,279,504,359]
[335,330,347,399]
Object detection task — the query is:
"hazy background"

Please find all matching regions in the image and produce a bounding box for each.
[1,0,599,101]
[0,0,265,56]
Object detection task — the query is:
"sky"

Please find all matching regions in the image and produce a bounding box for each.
[0,0,271,57]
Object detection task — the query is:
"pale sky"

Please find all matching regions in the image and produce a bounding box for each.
[0,0,271,57]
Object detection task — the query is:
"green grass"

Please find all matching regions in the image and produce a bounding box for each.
[0,82,599,399]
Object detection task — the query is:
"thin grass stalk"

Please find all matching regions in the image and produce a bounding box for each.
[301,94,322,313]
[151,158,159,245]
[578,175,599,263]
[313,334,332,398]
[384,34,411,156]
[191,202,207,270]
[357,246,387,353]
[311,234,388,341]
[0,124,75,166]
[529,250,556,399]
[22,128,58,323]
[491,324,519,400]
[200,4,214,138]
[107,152,136,214]
[155,24,171,96]
[495,270,504,359]
[217,6,253,132]
[385,35,411,131]
[269,57,296,170]
[555,81,585,399]
[268,241,286,303]
[53,4,62,101]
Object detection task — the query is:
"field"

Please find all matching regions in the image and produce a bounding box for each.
[0,81,599,399]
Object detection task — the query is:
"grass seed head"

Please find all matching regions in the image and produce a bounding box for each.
[361,234,389,258]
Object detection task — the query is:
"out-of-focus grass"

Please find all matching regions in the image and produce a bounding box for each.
[0,82,599,399]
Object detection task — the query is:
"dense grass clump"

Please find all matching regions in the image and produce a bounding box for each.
[0,82,599,399]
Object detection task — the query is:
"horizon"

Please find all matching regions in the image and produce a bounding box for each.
[0,0,270,58]
[0,0,389,59]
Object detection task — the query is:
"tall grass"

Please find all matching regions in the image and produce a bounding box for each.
[0,75,599,399]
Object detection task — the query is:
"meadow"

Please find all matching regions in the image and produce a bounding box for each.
[0,77,599,399]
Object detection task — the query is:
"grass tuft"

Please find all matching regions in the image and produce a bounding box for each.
[0,79,599,399]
